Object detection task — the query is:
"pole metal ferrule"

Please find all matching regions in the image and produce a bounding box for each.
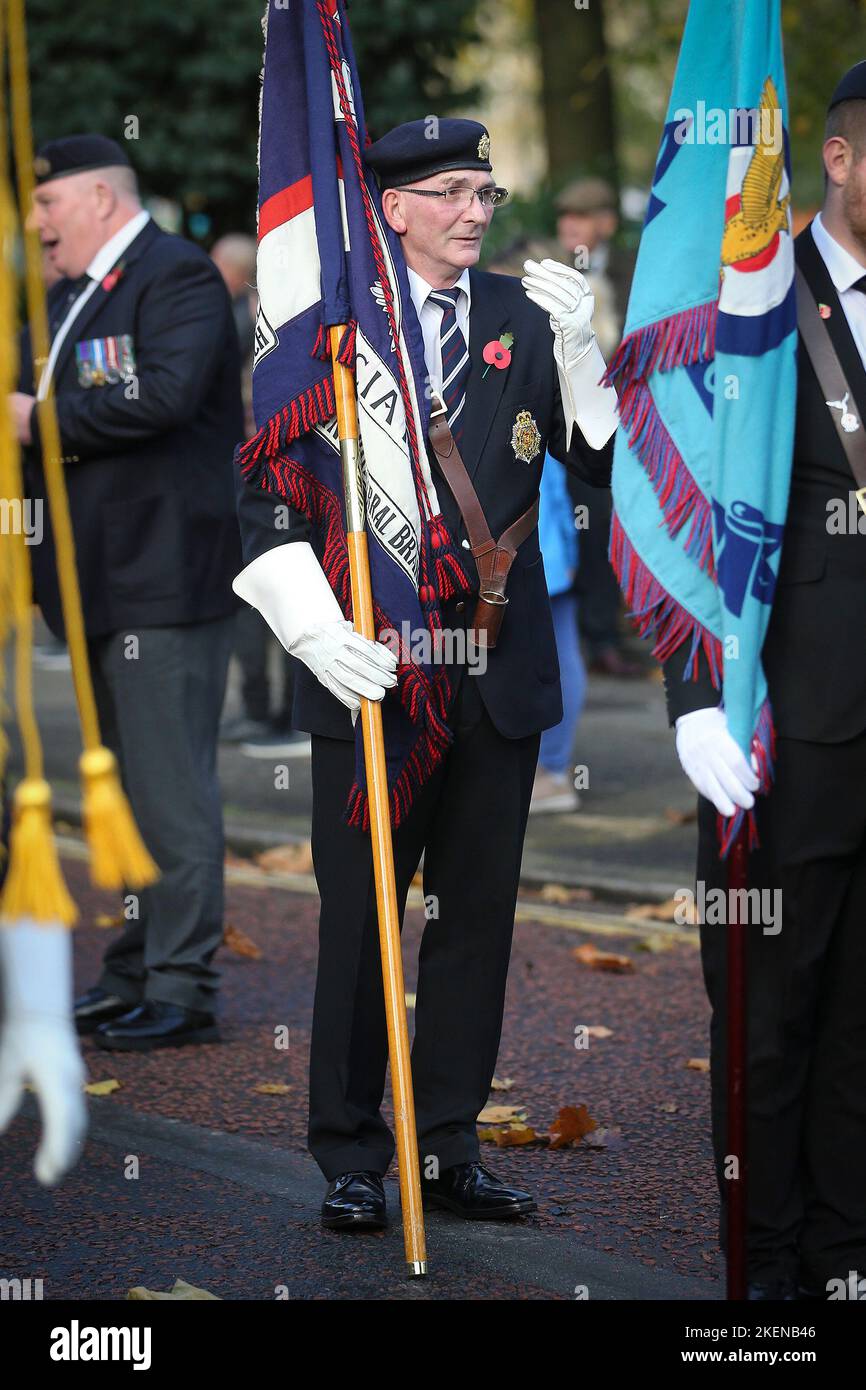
[341,436,365,532]
[407,1261,427,1278]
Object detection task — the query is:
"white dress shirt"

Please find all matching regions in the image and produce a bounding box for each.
[406,264,471,399]
[810,210,866,370]
[37,207,151,400]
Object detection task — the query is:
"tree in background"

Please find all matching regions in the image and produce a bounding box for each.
[531,0,618,189]
[24,0,481,241]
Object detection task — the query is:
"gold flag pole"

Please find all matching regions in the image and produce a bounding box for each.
[329,325,427,1278]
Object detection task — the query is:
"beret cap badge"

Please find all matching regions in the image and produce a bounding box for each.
[33,156,51,178]
[478,132,491,160]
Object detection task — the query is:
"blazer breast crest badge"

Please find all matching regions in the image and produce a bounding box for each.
[511,409,541,463]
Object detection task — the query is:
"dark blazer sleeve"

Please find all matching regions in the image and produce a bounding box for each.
[31,255,232,457]
[234,468,311,569]
[661,642,720,725]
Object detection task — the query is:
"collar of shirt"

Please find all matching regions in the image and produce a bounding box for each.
[406,264,472,319]
[811,210,866,295]
[86,207,151,283]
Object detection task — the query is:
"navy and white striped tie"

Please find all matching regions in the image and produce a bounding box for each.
[430,286,470,449]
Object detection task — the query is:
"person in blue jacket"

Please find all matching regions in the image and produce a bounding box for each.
[531,450,585,812]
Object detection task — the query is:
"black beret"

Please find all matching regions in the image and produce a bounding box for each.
[828,60,866,111]
[33,134,132,185]
[365,118,492,189]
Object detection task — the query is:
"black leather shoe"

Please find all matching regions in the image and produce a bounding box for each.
[321,1172,387,1231]
[747,1278,799,1300]
[74,986,138,1035]
[421,1161,536,1219]
[93,1000,219,1051]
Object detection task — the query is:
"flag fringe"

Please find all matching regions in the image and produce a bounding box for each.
[602,298,718,387]
[716,699,776,858]
[604,300,719,574]
[609,511,722,679]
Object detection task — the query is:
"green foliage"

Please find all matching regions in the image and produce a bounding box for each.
[23,0,482,239]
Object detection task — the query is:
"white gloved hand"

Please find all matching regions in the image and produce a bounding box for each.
[0,920,88,1185]
[675,706,760,817]
[521,257,596,365]
[521,258,618,450]
[232,543,398,714]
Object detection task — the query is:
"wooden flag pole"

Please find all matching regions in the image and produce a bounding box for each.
[726,823,749,1300]
[329,326,427,1278]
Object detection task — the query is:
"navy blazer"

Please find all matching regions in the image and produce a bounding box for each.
[236,266,613,742]
[22,217,243,638]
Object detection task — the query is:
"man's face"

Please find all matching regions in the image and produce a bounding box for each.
[29,173,110,279]
[556,209,617,259]
[385,169,496,283]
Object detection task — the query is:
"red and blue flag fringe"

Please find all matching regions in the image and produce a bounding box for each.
[605,295,775,856]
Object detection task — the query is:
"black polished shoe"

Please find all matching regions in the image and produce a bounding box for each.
[747,1278,799,1300]
[74,986,139,1035]
[421,1161,536,1220]
[93,1000,220,1051]
[321,1172,387,1231]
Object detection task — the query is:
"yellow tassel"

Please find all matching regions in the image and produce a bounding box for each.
[0,778,77,925]
[80,746,160,891]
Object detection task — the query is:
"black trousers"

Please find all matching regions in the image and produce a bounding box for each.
[307,668,540,1181]
[696,727,866,1288]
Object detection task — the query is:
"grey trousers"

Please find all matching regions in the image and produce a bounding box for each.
[88,617,233,1014]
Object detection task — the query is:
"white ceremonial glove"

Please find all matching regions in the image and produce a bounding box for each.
[232,542,398,715]
[674,706,760,818]
[521,257,619,450]
[0,920,88,1185]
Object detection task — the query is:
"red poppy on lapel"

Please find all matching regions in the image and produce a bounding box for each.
[101,259,126,293]
[481,331,514,377]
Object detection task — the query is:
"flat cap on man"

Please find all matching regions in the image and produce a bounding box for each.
[554,177,617,216]
[34,134,132,185]
[828,60,866,111]
[365,117,492,190]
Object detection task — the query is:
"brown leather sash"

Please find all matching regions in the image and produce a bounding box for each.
[795,266,866,515]
[428,395,539,649]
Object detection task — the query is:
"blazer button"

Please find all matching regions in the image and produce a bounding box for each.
[455,601,466,612]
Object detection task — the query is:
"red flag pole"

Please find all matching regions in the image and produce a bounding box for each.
[726,822,749,1299]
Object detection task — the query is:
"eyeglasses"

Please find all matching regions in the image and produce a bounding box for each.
[399,185,510,211]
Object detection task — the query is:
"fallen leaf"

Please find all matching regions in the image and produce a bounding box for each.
[253,1083,291,1095]
[93,912,124,929]
[127,1278,220,1300]
[572,943,634,973]
[539,883,571,904]
[223,923,262,959]
[637,934,677,953]
[490,1076,515,1091]
[584,1025,614,1040]
[477,1103,527,1124]
[660,1101,679,1113]
[664,806,698,825]
[254,841,314,874]
[84,1079,121,1096]
[478,1123,540,1147]
[583,1125,624,1150]
[686,1057,710,1072]
[548,1104,597,1149]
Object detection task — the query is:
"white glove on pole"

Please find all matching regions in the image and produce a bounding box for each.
[232,542,398,715]
[0,920,88,1185]
[675,706,760,817]
[521,257,619,450]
